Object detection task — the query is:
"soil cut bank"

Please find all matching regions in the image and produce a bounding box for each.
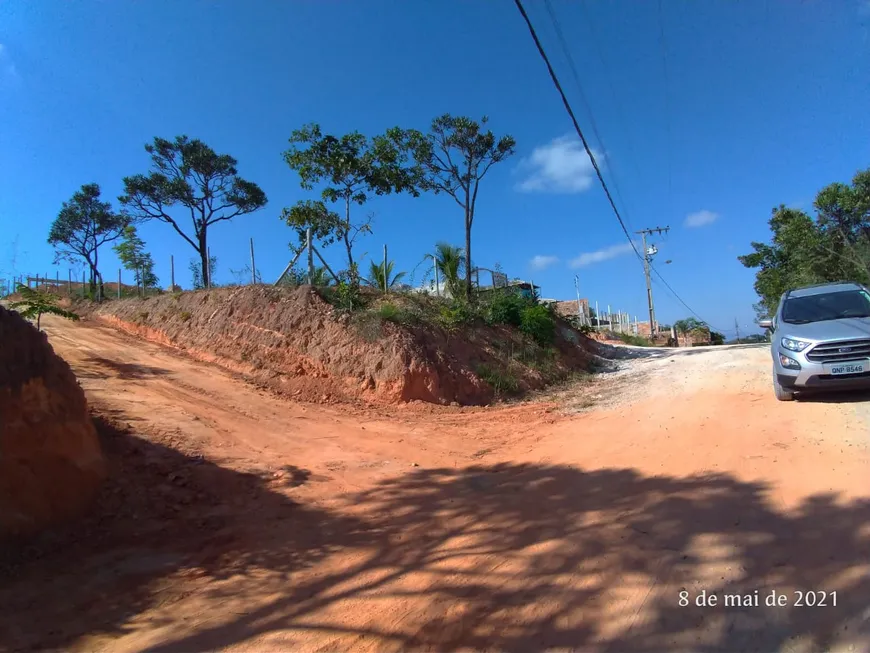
[0,306,105,537]
[82,286,597,406]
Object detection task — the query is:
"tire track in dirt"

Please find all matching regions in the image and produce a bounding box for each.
[2,317,868,652]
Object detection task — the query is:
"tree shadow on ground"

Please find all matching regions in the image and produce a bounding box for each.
[0,415,366,651]
[76,355,171,380]
[2,424,868,652]
[146,464,868,652]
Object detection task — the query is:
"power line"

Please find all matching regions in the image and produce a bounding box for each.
[656,0,674,221]
[513,0,643,264]
[515,0,720,331]
[543,0,635,232]
[577,0,645,197]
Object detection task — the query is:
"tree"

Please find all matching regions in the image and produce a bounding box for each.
[48,183,128,296]
[189,255,217,290]
[368,259,406,292]
[282,124,421,282]
[280,199,371,267]
[120,136,267,288]
[434,242,466,299]
[113,225,158,292]
[10,283,80,331]
[710,331,726,345]
[408,115,516,300]
[739,168,870,319]
[673,317,708,334]
[738,206,827,317]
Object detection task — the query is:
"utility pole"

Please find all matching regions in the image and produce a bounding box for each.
[735,318,741,345]
[574,274,583,324]
[636,226,670,336]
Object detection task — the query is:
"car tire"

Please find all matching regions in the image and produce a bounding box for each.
[773,374,795,401]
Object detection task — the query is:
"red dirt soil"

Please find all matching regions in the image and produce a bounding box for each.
[0,306,105,537]
[1,317,868,652]
[78,286,597,407]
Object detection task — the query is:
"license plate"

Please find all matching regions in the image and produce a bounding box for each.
[827,361,866,375]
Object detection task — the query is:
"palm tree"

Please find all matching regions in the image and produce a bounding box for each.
[10,283,80,331]
[435,242,466,299]
[368,259,406,292]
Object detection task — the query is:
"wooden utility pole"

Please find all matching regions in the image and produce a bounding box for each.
[636,226,670,336]
[383,244,388,293]
[433,253,440,297]
[250,238,256,284]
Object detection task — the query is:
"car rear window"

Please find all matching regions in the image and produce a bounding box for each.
[782,289,870,324]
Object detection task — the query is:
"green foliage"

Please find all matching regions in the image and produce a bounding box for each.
[436,301,476,329]
[612,332,653,347]
[189,256,217,290]
[113,225,158,289]
[519,303,556,346]
[407,115,516,300]
[121,135,267,283]
[48,183,128,293]
[484,290,527,327]
[434,242,466,299]
[10,283,80,330]
[673,317,709,334]
[282,124,421,277]
[710,330,726,345]
[739,168,870,318]
[322,277,365,313]
[476,363,520,396]
[367,259,406,291]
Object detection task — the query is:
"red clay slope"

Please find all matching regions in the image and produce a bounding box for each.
[83,285,597,406]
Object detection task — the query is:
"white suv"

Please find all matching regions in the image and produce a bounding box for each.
[760,281,870,401]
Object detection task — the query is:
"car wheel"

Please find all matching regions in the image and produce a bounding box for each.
[773,374,795,402]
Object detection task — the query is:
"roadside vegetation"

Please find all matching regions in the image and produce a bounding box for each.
[740,166,870,318]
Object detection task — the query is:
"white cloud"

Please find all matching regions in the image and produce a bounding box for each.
[0,44,18,81]
[569,242,636,268]
[529,255,559,271]
[516,135,600,194]
[684,209,719,228]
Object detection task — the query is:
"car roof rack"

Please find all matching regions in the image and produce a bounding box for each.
[785,280,862,299]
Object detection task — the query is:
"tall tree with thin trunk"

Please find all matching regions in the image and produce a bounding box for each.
[113,225,158,290]
[48,183,128,295]
[120,136,267,288]
[282,124,421,283]
[408,115,516,300]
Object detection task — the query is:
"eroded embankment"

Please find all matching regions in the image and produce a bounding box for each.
[0,306,105,537]
[82,286,598,406]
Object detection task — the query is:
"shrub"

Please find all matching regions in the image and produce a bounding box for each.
[377,302,400,321]
[485,291,528,327]
[519,304,555,345]
[612,332,653,347]
[437,301,477,329]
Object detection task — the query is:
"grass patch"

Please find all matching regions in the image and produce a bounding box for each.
[476,363,520,396]
[180,311,192,322]
[611,332,653,347]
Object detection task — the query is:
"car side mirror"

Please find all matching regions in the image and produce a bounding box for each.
[758,319,773,330]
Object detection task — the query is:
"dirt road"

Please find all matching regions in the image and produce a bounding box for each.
[2,317,869,652]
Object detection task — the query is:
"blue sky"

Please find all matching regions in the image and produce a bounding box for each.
[1,1,868,336]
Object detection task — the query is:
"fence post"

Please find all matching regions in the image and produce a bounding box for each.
[383,244,388,293]
[206,247,212,289]
[170,255,175,291]
[306,227,313,285]
[433,253,440,297]
[82,271,85,298]
[250,238,256,284]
